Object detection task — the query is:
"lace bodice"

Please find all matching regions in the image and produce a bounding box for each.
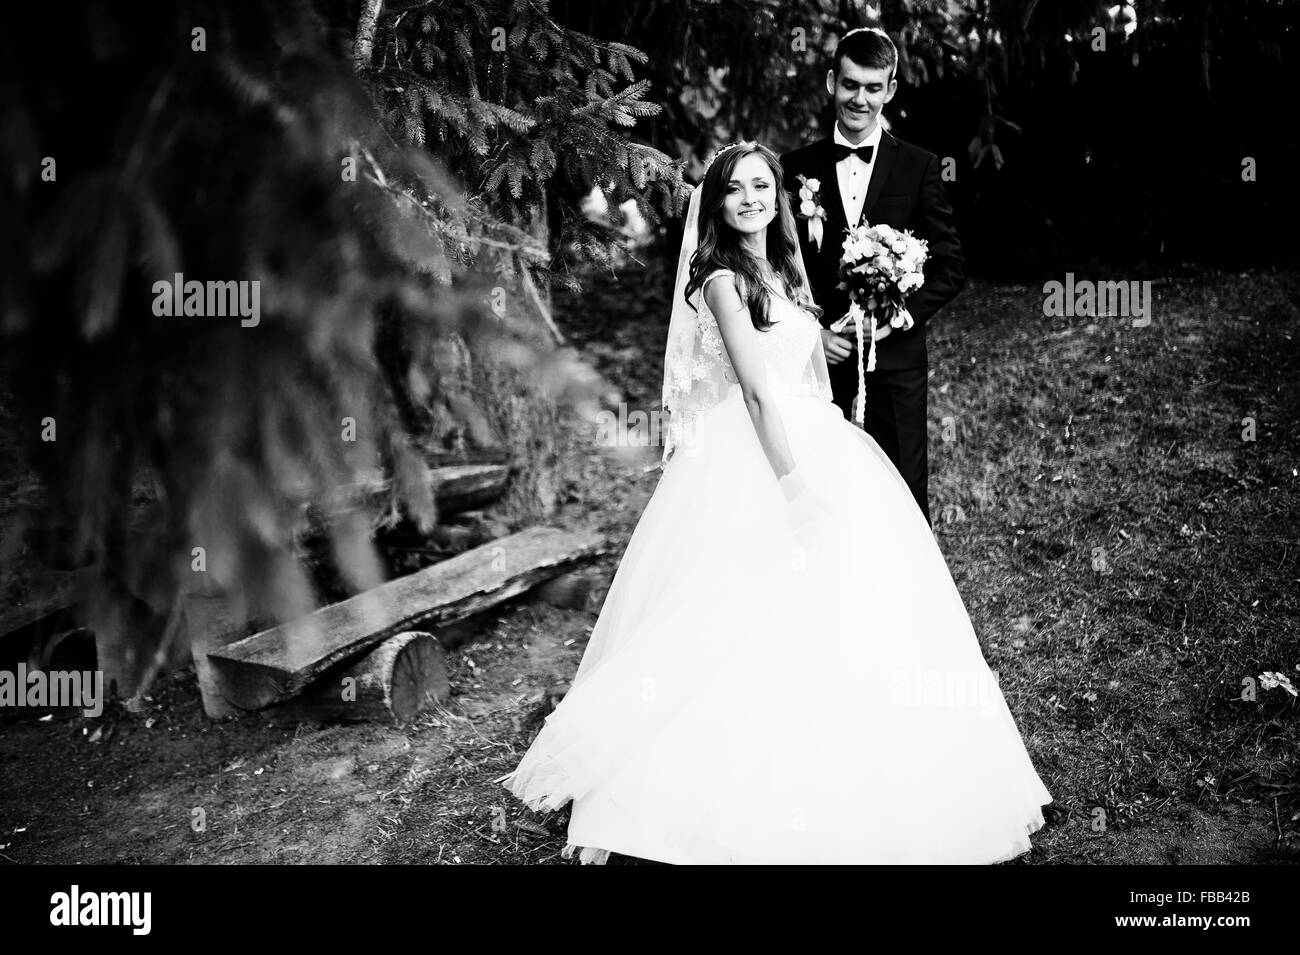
[662,266,832,465]
[697,269,825,398]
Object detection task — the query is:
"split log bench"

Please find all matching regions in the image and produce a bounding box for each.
[295,463,512,539]
[204,525,605,719]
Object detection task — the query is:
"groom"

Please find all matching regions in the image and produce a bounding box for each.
[783,27,965,525]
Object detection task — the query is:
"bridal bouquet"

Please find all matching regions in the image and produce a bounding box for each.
[830,223,929,425]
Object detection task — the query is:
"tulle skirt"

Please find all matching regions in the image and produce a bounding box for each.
[500,391,1052,864]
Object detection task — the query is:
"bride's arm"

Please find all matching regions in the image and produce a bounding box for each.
[704,275,796,481]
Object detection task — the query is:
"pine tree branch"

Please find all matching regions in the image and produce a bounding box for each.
[519,259,566,346]
[362,148,547,262]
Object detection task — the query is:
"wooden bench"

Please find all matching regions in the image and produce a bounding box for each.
[295,463,512,538]
[204,525,605,713]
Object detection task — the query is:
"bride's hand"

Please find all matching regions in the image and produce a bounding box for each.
[779,468,834,535]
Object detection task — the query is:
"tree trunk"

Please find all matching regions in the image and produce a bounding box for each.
[354,0,383,71]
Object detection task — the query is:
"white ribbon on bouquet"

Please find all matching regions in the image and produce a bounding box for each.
[828,300,914,427]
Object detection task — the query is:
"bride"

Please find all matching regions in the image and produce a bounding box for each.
[497,141,1052,864]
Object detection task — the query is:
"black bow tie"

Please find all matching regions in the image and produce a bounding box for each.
[834,143,874,163]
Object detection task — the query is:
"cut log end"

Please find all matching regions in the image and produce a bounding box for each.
[385,631,450,723]
[264,631,448,726]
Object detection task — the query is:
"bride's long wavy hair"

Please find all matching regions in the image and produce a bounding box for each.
[684,141,822,330]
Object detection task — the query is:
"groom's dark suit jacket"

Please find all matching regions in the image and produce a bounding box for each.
[782,130,965,373]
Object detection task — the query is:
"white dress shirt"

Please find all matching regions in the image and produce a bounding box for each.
[833,120,883,228]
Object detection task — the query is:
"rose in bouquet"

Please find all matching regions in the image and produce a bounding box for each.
[829,223,928,424]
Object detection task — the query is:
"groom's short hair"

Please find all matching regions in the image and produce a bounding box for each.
[833,27,897,80]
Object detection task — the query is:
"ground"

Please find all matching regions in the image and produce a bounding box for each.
[1,262,1298,865]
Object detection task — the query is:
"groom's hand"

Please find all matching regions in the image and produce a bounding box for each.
[827,319,894,354]
[820,328,852,365]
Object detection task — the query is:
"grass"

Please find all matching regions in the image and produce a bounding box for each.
[922,268,1300,862]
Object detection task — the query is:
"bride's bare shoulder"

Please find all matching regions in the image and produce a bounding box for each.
[696,268,737,308]
[701,269,741,312]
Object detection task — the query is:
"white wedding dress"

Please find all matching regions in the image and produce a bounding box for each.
[499,269,1052,864]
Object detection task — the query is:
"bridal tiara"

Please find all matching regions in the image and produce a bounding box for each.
[701,140,752,176]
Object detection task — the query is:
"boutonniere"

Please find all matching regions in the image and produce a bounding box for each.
[795,174,827,252]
